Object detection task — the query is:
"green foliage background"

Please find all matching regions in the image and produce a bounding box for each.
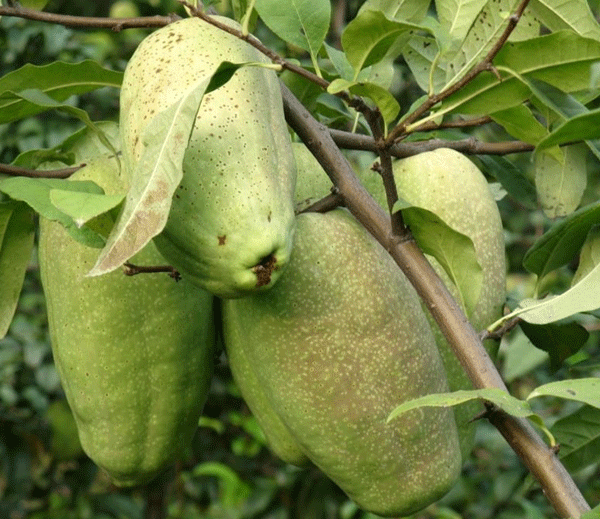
[2,0,600,518]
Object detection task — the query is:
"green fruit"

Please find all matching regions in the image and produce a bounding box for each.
[389,149,506,458]
[120,17,296,298]
[224,325,309,466]
[223,209,462,517]
[39,155,215,487]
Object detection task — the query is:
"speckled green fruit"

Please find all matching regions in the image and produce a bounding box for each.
[391,149,506,458]
[223,209,461,517]
[120,17,296,298]
[39,156,215,487]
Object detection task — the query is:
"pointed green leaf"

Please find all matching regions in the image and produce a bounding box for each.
[436,0,487,44]
[341,9,429,76]
[571,225,600,286]
[327,79,400,125]
[0,61,122,124]
[358,0,431,23]
[528,378,600,409]
[490,105,549,146]
[552,405,600,473]
[523,200,600,278]
[530,0,600,40]
[0,202,35,339]
[49,189,124,229]
[537,108,600,151]
[439,0,540,89]
[535,144,587,218]
[254,0,330,59]
[403,34,443,93]
[511,262,600,323]
[391,200,482,317]
[387,388,536,421]
[0,176,108,248]
[7,89,118,159]
[519,321,589,372]
[477,155,538,210]
[433,31,600,121]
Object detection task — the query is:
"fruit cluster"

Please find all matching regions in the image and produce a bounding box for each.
[39,16,506,517]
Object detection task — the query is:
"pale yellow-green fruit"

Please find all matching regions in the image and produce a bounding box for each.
[119,16,296,298]
[290,144,506,459]
[39,155,215,487]
[367,148,507,458]
[223,209,462,517]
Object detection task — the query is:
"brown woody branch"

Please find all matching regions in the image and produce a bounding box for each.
[0,162,84,178]
[0,4,178,29]
[329,130,535,157]
[281,82,590,519]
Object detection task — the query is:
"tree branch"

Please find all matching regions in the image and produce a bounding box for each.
[0,162,84,179]
[329,130,535,157]
[0,4,178,29]
[281,82,590,519]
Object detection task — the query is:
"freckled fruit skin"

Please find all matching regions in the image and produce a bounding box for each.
[390,149,506,459]
[39,156,215,487]
[223,209,462,517]
[119,17,296,298]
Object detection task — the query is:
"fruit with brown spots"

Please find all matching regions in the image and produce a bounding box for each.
[222,209,462,516]
[119,17,296,298]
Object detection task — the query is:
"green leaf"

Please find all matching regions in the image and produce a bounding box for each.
[6,89,118,159]
[0,176,108,248]
[477,155,538,210]
[11,121,120,169]
[490,105,549,146]
[436,0,487,45]
[551,405,600,473]
[49,189,124,229]
[537,108,600,151]
[519,321,589,372]
[391,200,482,317]
[387,387,538,420]
[572,225,600,286]
[438,0,540,89]
[0,202,35,339]
[402,34,445,93]
[528,378,600,409]
[535,143,587,218]
[432,31,600,122]
[89,74,214,276]
[523,200,600,278]
[327,79,400,125]
[341,9,428,77]
[510,262,600,323]
[358,0,431,23]
[530,0,600,40]
[0,61,122,124]
[254,0,330,65]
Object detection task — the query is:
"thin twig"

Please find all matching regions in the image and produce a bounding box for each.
[329,130,535,157]
[297,190,345,214]
[0,162,84,179]
[123,262,181,281]
[0,4,179,30]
